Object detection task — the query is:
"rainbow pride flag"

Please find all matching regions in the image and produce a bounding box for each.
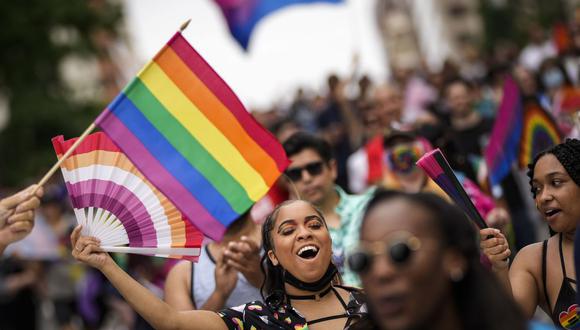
[484,77,523,187]
[518,100,562,168]
[95,32,289,241]
[215,0,343,49]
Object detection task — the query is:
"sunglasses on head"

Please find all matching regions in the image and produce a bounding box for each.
[347,232,422,274]
[285,161,325,182]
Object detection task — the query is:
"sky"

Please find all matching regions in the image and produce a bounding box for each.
[123,0,387,110]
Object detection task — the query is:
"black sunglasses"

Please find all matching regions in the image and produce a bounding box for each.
[285,161,325,182]
[347,232,421,274]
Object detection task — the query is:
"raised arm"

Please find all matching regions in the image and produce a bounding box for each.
[508,243,542,318]
[480,228,541,318]
[71,226,226,330]
[480,228,512,292]
[165,261,196,310]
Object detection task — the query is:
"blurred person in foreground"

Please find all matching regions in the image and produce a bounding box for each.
[283,132,373,286]
[0,184,43,254]
[349,189,551,330]
[481,139,580,328]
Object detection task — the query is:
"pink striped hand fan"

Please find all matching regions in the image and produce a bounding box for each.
[52,132,203,261]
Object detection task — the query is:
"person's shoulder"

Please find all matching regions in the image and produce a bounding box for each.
[511,241,545,275]
[514,242,544,261]
[167,260,192,278]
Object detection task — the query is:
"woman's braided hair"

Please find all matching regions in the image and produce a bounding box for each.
[527,138,580,197]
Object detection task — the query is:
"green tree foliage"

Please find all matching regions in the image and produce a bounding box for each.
[0,0,122,187]
[480,0,568,53]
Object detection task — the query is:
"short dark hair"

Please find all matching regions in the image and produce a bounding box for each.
[527,138,580,197]
[282,132,333,163]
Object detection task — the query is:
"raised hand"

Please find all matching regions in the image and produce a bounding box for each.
[0,185,43,250]
[71,225,112,270]
[223,236,264,288]
[214,252,238,300]
[480,228,511,271]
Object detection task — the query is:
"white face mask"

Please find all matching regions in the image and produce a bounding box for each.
[542,68,564,89]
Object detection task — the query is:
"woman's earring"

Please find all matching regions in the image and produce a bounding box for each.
[449,268,464,282]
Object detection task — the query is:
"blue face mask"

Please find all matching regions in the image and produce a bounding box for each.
[542,68,564,89]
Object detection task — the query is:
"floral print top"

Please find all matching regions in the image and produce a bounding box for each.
[218,286,366,330]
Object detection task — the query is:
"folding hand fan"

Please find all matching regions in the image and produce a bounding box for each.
[416,148,488,229]
[52,132,204,260]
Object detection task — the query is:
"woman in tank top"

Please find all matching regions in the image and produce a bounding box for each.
[481,139,580,328]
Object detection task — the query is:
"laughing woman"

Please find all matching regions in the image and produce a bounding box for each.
[481,139,580,328]
[70,199,366,330]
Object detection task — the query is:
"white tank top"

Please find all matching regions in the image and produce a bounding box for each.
[192,245,262,309]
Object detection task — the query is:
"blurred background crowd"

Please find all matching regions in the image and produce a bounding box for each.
[2,0,580,329]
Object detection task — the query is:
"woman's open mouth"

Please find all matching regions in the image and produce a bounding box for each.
[297,245,320,260]
[544,208,562,221]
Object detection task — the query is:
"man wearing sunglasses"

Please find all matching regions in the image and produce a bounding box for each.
[282,132,374,287]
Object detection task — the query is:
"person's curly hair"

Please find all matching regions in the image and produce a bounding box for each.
[527,138,580,197]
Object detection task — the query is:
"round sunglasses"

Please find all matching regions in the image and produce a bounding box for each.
[347,232,422,274]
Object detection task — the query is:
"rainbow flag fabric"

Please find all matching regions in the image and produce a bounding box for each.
[95,32,289,241]
[214,0,343,49]
[484,77,523,187]
[518,99,562,168]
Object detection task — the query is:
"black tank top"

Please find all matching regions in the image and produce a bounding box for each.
[542,234,578,329]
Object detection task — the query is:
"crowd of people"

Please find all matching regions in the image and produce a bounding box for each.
[2,17,580,330]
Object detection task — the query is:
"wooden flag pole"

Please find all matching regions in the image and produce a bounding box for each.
[34,123,96,192]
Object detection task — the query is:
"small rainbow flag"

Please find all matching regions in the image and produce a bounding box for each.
[518,99,562,168]
[484,76,523,187]
[95,32,289,241]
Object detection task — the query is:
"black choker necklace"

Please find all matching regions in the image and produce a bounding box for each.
[284,263,338,292]
[287,285,333,301]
